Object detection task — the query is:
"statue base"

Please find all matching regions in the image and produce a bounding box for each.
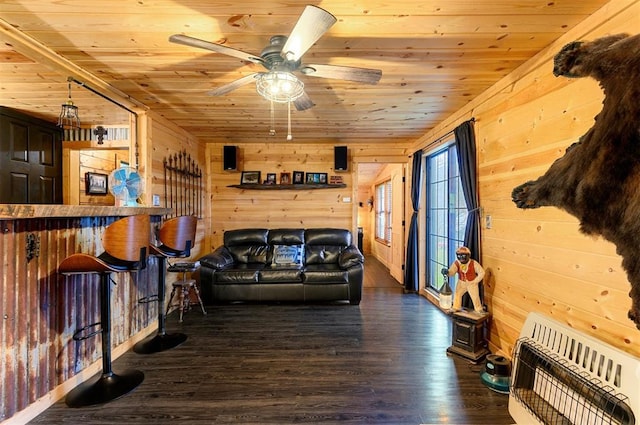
[446,309,490,363]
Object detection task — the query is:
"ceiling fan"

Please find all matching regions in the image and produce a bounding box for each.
[169,5,382,112]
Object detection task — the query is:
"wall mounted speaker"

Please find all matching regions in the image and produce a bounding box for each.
[223,145,238,171]
[334,146,348,172]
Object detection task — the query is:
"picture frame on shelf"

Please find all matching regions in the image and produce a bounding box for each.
[319,173,328,184]
[293,171,304,184]
[85,172,108,195]
[280,172,291,185]
[265,173,277,185]
[305,172,316,184]
[241,171,261,185]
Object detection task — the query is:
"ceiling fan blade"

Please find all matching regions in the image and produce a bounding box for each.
[281,5,337,62]
[207,73,261,96]
[293,92,315,111]
[301,64,382,84]
[169,34,264,64]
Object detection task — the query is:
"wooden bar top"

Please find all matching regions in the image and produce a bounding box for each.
[0,204,172,220]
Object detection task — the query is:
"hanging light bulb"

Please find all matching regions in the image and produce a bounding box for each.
[256,71,303,140]
[57,77,80,130]
[256,71,304,103]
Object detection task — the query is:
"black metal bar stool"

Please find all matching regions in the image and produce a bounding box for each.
[134,215,197,354]
[58,214,150,407]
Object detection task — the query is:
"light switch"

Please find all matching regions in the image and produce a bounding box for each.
[343,197,351,203]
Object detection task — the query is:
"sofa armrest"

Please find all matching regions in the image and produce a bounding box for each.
[199,246,235,270]
[339,245,364,269]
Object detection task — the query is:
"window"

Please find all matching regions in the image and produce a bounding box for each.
[424,144,468,293]
[375,180,392,244]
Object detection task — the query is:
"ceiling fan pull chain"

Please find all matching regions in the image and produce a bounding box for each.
[287,101,293,141]
[269,100,276,136]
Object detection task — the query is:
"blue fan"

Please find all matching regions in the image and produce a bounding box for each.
[108,166,144,206]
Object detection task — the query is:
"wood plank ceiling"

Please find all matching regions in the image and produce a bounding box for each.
[0,0,612,144]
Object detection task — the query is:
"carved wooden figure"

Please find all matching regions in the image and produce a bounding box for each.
[512,33,640,328]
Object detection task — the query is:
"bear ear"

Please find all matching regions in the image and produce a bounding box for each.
[553,41,583,77]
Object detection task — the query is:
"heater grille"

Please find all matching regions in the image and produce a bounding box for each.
[509,313,640,425]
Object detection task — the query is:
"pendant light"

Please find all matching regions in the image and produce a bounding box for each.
[57,77,80,130]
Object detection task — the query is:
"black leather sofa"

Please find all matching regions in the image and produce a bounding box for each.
[198,228,364,305]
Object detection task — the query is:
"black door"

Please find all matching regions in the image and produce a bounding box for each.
[0,107,62,204]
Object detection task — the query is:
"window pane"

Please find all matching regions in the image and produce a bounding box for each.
[424,144,468,294]
[375,179,392,244]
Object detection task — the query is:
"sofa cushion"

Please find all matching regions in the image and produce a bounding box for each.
[267,229,305,266]
[339,245,365,269]
[259,267,303,283]
[228,245,269,264]
[268,228,305,245]
[199,246,235,269]
[304,228,351,246]
[272,244,304,266]
[214,263,263,284]
[303,264,349,284]
[304,228,351,265]
[224,228,270,264]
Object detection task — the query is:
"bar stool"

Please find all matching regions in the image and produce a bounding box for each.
[133,215,197,354]
[58,214,150,407]
[165,261,207,322]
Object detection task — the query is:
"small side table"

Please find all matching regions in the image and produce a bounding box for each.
[446,310,490,363]
[166,261,207,323]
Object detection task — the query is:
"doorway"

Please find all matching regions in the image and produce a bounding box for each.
[356,162,406,284]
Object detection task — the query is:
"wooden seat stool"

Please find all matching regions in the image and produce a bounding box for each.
[134,215,198,354]
[166,262,207,322]
[58,214,150,407]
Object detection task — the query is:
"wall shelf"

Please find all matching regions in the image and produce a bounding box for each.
[228,183,346,190]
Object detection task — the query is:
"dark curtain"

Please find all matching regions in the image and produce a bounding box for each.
[454,119,483,308]
[404,149,423,292]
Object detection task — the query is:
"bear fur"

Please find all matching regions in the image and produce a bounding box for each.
[511,33,640,328]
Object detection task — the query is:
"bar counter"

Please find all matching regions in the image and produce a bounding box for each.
[0,204,170,421]
[0,204,172,219]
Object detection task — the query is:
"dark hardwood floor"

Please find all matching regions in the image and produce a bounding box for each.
[29,257,514,424]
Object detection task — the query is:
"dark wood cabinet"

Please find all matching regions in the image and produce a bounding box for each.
[0,107,63,204]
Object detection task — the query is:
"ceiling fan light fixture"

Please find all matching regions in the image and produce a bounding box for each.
[256,71,304,103]
[57,78,80,130]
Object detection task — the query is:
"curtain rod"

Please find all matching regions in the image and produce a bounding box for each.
[419,117,476,153]
[68,76,137,116]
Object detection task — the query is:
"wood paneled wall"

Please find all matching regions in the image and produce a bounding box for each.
[78,149,128,206]
[206,142,409,251]
[413,0,640,357]
[145,111,209,259]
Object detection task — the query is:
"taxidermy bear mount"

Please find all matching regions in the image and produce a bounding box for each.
[512,33,640,328]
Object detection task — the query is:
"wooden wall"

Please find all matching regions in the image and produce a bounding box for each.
[77,149,128,206]
[205,142,409,252]
[413,0,640,357]
[145,111,209,259]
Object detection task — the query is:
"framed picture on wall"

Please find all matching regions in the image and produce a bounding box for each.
[85,172,108,195]
[241,171,261,184]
